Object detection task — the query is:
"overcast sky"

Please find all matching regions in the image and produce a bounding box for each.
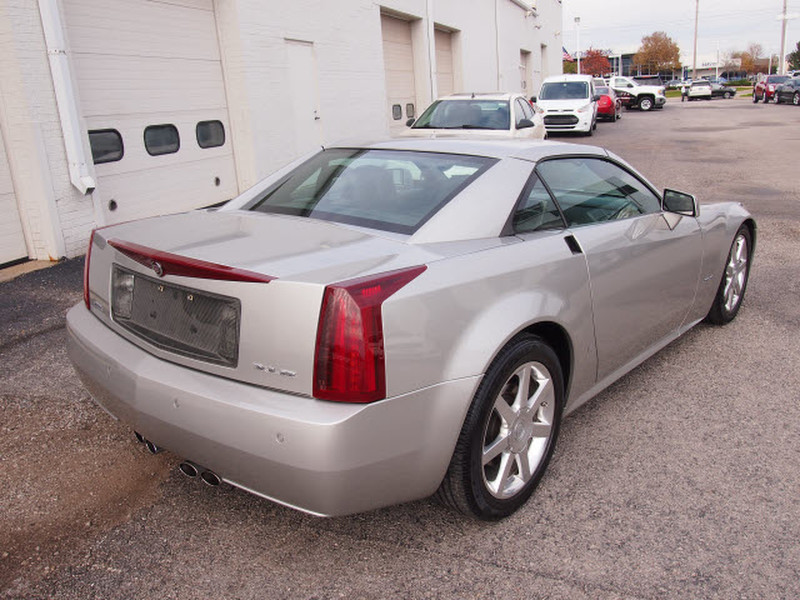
[561,0,800,66]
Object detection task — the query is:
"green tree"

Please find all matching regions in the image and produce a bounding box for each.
[788,40,800,70]
[633,32,681,74]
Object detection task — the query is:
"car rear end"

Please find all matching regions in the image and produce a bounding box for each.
[67,145,509,516]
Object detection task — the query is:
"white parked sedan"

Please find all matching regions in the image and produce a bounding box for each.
[403,93,545,139]
[68,138,754,519]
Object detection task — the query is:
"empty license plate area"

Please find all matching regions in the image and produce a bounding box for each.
[111,265,241,367]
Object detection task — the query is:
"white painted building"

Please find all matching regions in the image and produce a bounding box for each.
[0,0,562,265]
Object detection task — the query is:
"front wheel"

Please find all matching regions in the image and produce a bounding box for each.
[435,335,564,520]
[763,91,769,103]
[752,90,759,103]
[639,96,654,111]
[705,225,752,325]
[723,92,732,99]
[793,92,800,106]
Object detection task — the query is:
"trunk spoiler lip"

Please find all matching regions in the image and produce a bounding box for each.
[107,239,277,284]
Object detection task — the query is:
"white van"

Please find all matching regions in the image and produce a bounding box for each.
[532,74,599,136]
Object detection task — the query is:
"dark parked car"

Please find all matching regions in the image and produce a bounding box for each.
[774,79,800,105]
[711,83,736,99]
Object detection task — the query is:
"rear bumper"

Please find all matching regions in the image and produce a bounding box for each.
[66,304,478,516]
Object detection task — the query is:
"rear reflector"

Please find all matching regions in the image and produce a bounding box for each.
[108,239,275,283]
[313,265,426,403]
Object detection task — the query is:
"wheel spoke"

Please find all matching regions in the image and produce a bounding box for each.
[516,450,532,482]
[514,365,531,411]
[528,376,553,415]
[531,422,552,438]
[483,436,508,466]
[496,452,515,492]
[492,394,517,425]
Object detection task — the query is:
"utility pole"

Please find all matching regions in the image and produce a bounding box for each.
[575,17,581,74]
[780,0,788,74]
[692,0,699,80]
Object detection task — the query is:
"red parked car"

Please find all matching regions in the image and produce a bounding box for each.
[595,85,621,121]
[753,74,790,103]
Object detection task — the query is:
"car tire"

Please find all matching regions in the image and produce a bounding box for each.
[639,96,654,111]
[776,94,782,104]
[793,92,800,106]
[763,91,769,103]
[705,225,753,325]
[723,92,732,99]
[435,334,564,520]
[752,91,759,103]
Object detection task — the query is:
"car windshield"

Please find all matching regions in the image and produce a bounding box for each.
[248,148,495,234]
[596,86,610,95]
[538,81,589,100]
[412,100,511,130]
[767,76,789,83]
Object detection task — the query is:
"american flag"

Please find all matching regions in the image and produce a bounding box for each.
[562,46,574,61]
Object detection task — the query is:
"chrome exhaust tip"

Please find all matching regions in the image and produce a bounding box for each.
[178,462,199,478]
[200,470,222,487]
[144,439,162,454]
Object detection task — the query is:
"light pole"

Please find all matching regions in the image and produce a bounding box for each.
[777,2,799,74]
[575,17,581,74]
[692,0,699,80]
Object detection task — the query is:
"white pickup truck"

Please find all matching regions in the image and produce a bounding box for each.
[608,76,667,111]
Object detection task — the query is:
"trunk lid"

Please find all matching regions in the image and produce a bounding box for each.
[85,210,476,396]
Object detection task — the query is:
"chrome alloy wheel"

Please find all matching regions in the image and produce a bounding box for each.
[723,233,749,313]
[481,361,555,499]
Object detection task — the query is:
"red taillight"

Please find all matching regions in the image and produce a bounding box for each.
[108,239,275,283]
[83,229,96,309]
[313,265,426,403]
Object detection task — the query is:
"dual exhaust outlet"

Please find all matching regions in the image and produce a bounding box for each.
[134,431,222,486]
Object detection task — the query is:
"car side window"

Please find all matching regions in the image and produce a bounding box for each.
[514,99,526,127]
[536,157,662,227]
[513,174,564,233]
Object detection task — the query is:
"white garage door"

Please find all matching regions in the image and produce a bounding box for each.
[63,0,237,224]
[381,14,416,136]
[435,29,454,97]
[0,128,27,265]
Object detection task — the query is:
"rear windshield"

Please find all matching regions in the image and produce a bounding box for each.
[595,86,610,95]
[767,75,789,84]
[412,100,511,130]
[248,149,495,234]
[539,81,589,100]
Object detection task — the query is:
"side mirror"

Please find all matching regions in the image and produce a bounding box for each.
[663,189,698,216]
[406,118,415,127]
[529,96,537,103]
[626,83,634,88]
[593,95,602,102]
[517,118,534,129]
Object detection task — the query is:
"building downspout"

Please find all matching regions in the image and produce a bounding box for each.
[38,0,96,195]
[494,0,501,89]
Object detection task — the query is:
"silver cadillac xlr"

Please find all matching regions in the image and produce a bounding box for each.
[67,139,755,519]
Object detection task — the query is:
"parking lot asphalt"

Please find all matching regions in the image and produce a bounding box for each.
[2,97,799,600]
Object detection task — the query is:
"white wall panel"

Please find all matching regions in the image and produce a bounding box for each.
[0,127,27,264]
[63,0,237,225]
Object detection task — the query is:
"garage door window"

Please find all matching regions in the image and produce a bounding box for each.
[144,124,180,156]
[88,129,124,164]
[196,120,225,149]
